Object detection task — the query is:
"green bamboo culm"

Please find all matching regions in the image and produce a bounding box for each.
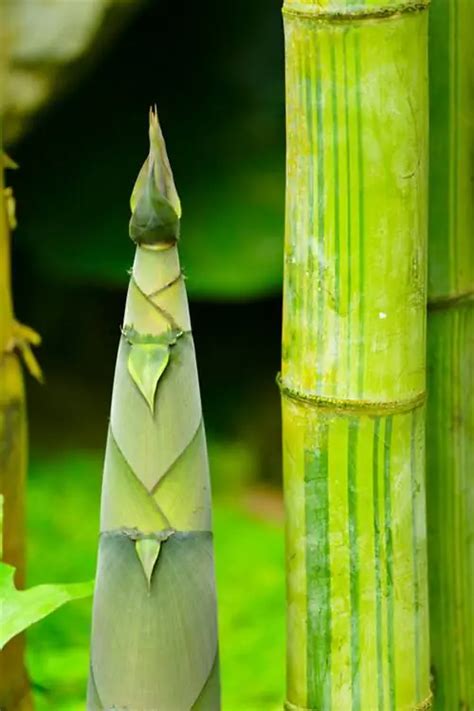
[0,162,30,711]
[1,18,39,708]
[0,150,39,709]
[281,1,431,709]
[427,0,474,708]
[87,110,220,711]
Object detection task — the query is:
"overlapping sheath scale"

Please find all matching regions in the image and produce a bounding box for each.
[87,111,220,711]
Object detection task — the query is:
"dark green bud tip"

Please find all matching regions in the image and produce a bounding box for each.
[129,107,182,246]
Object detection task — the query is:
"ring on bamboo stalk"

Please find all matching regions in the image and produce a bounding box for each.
[282,1,429,21]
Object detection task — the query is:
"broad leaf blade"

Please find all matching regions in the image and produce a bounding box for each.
[0,562,93,649]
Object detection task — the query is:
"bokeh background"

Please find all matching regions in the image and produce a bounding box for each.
[5,1,287,708]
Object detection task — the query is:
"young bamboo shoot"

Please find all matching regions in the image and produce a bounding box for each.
[87,111,220,711]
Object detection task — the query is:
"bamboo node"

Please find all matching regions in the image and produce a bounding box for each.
[277,373,426,416]
[284,694,433,711]
[140,240,176,252]
[416,693,433,710]
[284,701,316,711]
[428,289,474,311]
[282,1,429,22]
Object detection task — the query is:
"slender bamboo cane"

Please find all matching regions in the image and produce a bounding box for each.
[281,2,431,709]
[87,110,220,711]
[0,154,34,709]
[427,1,474,708]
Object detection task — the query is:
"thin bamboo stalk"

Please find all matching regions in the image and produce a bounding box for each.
[427,0,474,708]
[0,153,34,709]
[87,111,220,710]
[281,1,431,708]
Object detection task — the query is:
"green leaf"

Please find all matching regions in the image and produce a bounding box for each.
[0,495,3,558]
[0,562,93,649]
[127,342,170,414]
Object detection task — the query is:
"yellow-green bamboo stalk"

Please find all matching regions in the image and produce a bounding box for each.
[0,155,34,710]
[281,2,431,709]
[427,1,474,708]
[87,110,220,710]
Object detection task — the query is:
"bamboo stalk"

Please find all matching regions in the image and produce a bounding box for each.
[427,0,474,708]
[87,111,220,710]
[0,153,34,709]
[281,1,431,708]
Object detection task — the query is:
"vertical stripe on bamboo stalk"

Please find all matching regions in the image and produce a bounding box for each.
[427,2,474,708]
[281,1,430,709]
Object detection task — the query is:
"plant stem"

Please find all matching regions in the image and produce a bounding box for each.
[427,0,474,708]
[87,112,220,710]
[0,146,33,709]
[281,1,430,708]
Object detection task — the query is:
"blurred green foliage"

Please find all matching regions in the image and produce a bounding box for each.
[13,0,285,299]
[8,3,287,707]
[4,0,138,144]
[27,451,285,710]
[0,562,91,650]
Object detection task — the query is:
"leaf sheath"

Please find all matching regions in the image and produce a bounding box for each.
[87,114,220,711]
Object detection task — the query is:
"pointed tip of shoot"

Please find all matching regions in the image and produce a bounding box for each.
[129,107,181,246]
[146,106,181,221]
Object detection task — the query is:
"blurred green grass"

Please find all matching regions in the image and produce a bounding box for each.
[26,451,285,711]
